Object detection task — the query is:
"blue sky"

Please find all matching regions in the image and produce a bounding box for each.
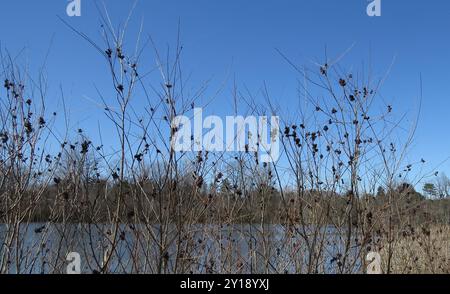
[0,0,449,181]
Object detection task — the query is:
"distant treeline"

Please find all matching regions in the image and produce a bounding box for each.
[7,179,448,225]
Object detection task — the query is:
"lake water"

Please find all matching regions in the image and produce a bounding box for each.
[0,223,362,274]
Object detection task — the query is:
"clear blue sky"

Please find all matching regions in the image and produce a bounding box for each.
[0,0,449,181]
